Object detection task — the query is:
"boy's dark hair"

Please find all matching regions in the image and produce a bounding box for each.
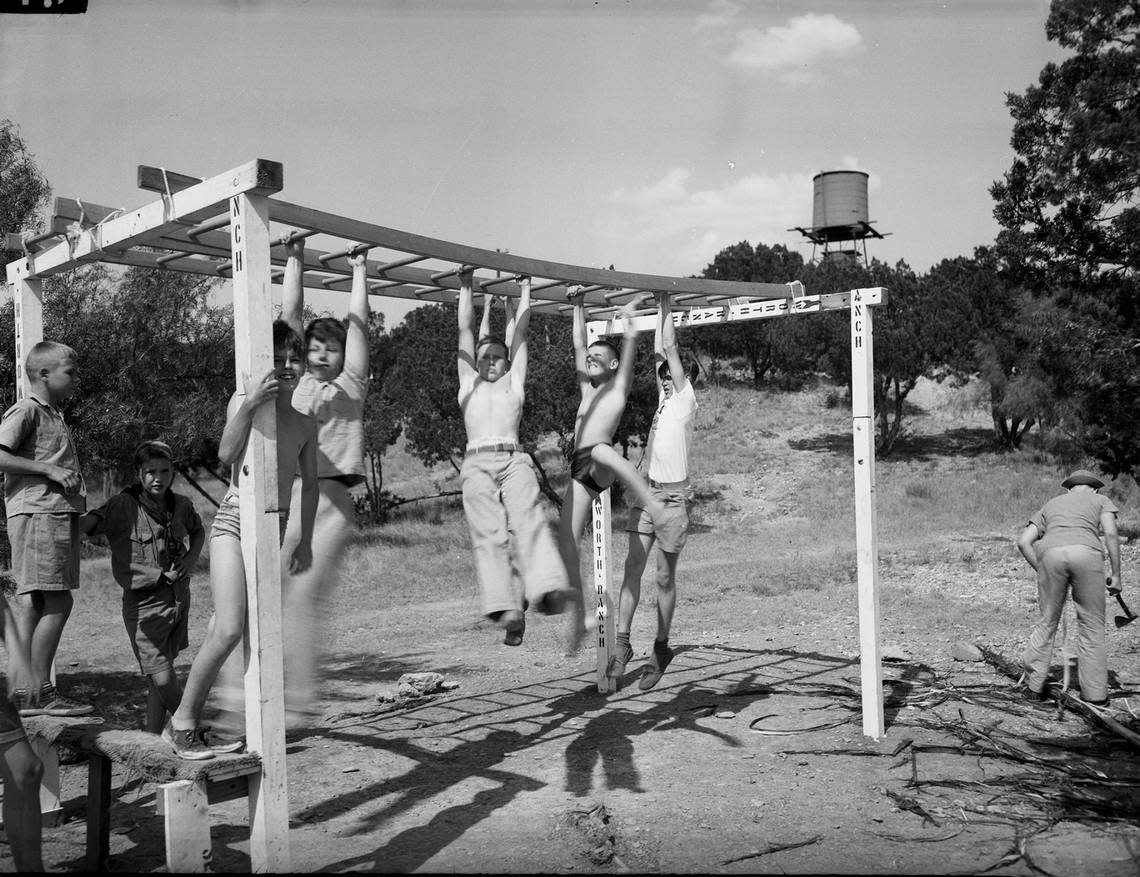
[305,317,347,351]
[476,336,509,360]
[273,319,305,358]
[657,355,699,382]
[588,337,621,363]
[134,439,174,469]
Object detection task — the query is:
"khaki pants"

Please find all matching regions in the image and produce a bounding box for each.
[460,451,567,617]
[1022,544,1107,702]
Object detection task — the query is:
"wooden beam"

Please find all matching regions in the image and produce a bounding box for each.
[23,159,281,278]
[137,164,798,301]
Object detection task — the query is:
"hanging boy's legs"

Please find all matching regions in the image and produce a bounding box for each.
[0,691,44,872]
[557,477,603,655]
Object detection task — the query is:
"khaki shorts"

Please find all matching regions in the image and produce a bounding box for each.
[8,512,80,594]
[624,485,690,554]
[122,577,191,677]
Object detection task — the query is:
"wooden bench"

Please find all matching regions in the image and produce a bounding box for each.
[24,716,262,872]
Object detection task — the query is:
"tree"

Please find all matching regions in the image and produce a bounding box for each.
[698,242,810,386]
[991,0,1140,283]
[41,265,234,483]
[357,311,402,524]
[0,120,51,259]
[991,0,1140,474]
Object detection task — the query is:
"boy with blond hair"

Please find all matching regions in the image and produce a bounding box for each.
[81,440,206,734]
[0,340,93,717]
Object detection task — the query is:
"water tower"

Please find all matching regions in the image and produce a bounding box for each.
[791,170,887,265]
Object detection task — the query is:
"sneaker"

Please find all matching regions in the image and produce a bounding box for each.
[638,642,675,691]
[162,722,216,761]
[606,641,634,683]
[503,613,526,647]
[33,685,94,717]
[198,727,244,754]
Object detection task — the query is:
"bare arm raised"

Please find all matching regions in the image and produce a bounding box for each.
[281,236,306,339]
[569,285,589,386]
[344,248,371,379]
[656,292,688,391]
[457,267,477,375]
[613,297,646,396]
[509,276,532,387]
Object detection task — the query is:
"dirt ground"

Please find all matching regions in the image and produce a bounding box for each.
[10,381,1140,874]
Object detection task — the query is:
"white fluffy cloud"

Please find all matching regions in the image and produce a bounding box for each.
[714,11,863,82]
[602,167,817,276]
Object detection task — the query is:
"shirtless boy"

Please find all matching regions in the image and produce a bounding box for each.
[458,270,569,646]
[558,288,666,652]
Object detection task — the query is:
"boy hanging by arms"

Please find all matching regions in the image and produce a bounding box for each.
[558,289,667,653]
[458,270,569,646]
[80,441,205,734]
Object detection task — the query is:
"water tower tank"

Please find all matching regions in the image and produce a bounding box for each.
[811,171,869,238]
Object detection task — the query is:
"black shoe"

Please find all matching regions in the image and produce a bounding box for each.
[503,613,525,647]
[533,590,569,616]
[639,642,674,691]
[606,641,634,683]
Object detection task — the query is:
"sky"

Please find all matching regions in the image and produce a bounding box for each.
[1,0,1063,325]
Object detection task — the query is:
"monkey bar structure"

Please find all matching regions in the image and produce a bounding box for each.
[4,159,886,872]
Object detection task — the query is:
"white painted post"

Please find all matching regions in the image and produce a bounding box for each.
[6,261,43,402]
[160,779,212,872]
[229,191,290,872]
[592,491,617,693]
[584,320,618,693]
[850,288,884,739]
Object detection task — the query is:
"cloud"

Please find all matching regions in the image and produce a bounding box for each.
[602,167,817,276]
[723,13,862,80]
[696,0,739,31]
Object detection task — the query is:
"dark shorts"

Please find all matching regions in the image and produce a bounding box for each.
[0,679,26,747]
[571,444,613,495]
[8,512,80,594]
[122,577,191,676]
[625,485,690,554]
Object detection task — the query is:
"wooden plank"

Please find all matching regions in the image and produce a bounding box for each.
[87,755,112,871]
[160,780,212,873]
[850,288,884,740]
[229,191,291,873]
[23,159,282,278]
[27,734,61,825]
[206,774,251,806]
[137,164,798,301]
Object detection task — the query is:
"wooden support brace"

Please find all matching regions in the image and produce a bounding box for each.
[160,779,212,873]
[87,754,112,871]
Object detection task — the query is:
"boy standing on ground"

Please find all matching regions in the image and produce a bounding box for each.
[0,591,45,871]
[80,440,205,734]
[457,270,570,646]
[0,341,94,717]
[278,238,370,726]
[558,289,666,653]
[610,292,697,690]
[166,321,318,760]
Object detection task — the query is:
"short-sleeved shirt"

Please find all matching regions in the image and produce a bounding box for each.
[87,488,203,591]
[1029,491,1119,556]
[291,367,367,481]
[0,393,86,515]
[645,381,697,483]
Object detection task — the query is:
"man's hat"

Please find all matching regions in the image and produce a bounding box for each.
[1061,469,1104,490]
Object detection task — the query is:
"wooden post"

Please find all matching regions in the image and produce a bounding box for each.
[850,288,884,739]
[160,780,212,873]
[26,735,61,826]
[229,191,290,872]
[6,262,43,402]
[592,491,617,693]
